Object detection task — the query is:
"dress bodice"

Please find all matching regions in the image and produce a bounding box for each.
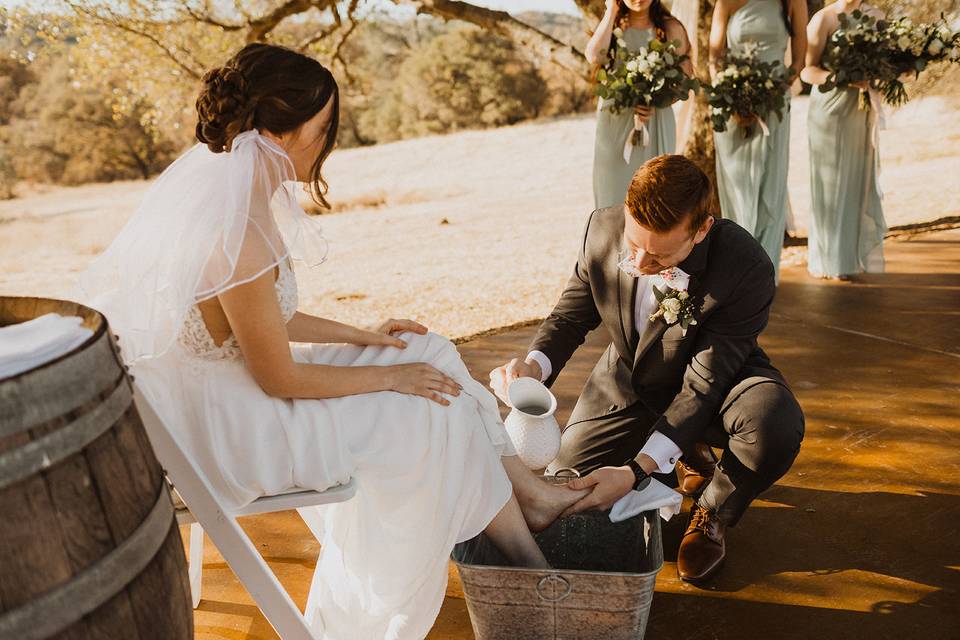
[727,0,789,64]
[177,260,299,360]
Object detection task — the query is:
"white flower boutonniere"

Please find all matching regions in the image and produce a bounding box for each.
[650,286,698,335]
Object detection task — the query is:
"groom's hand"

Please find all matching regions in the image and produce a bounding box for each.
[368,318,428,348]
[488,357,542,404]
[560,465,638,517]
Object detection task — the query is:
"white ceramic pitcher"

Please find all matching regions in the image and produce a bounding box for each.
[504,377,561,470]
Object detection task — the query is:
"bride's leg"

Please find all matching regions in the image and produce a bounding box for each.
[483,493,550,569]
[500,455,590,532]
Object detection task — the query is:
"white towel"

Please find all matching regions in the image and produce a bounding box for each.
[0,313,93,378]
[609,477,684,523]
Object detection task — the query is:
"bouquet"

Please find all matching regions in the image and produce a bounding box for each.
[595,30,698,156]
[706,43,790,137]
[821,10,960,108]
[882,15,960,105]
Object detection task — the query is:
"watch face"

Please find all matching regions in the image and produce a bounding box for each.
[634,475,651,491]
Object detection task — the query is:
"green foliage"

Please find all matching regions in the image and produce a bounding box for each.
[706,44,789,134]
[0,4,592,190]
[1,54,180,185]
[594,35,697,114]
[357,27,548,143]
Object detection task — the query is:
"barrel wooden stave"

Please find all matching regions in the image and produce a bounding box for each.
[0,296,192,640]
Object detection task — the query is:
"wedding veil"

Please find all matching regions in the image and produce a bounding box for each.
[78,129,327,363]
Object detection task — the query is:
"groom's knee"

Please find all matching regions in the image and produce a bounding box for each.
[724,381,804,478]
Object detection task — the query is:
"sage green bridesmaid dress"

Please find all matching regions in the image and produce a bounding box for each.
[593,27,677,210]
[807,41,886,278]
[713,0,791,281]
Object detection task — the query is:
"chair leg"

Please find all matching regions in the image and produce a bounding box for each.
[189,523,204,609]
[201,513,318,640]
[296,506,326,543]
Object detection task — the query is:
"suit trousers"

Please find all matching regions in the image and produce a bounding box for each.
[548,372,805,526]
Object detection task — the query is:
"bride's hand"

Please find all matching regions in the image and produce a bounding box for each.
[366,318,428,348]
[388,363,463,406]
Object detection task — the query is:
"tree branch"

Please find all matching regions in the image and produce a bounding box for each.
[247,0,334,42]
[184,1,244,31]
[396,0,590,78]
[297,2,343,50]
[67,2,204,79]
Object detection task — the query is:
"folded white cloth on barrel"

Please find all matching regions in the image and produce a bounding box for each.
[0,313,93,378]
[609,477,684,523]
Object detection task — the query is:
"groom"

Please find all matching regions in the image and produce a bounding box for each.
[490,155,804,583]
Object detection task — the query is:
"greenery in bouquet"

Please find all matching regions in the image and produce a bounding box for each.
[881,14,960,105]
[819,9,897,108]
[706,43,790,136]
[821,9,960,108]
[595,30,698,116]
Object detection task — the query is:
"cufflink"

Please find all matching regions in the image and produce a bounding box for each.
[669,457,677,464]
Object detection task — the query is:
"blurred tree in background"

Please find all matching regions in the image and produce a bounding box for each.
[358,27,547,142]
[0,0,957,198]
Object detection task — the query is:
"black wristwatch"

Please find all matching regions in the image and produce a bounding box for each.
[626,459,651,491]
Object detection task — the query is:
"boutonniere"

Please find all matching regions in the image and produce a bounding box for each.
[650,286,698,335]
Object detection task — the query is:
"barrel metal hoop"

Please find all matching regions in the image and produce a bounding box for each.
[0,379,131,491]
[536,574,572,602]
[0,331,122,436]
[0,487,174,640]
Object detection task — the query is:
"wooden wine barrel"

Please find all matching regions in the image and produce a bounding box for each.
[0,297,192,640]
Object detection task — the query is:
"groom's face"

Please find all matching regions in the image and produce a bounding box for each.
[622,212,713,275]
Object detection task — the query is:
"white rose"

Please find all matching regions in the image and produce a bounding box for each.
[613,28,624,38]
[663,310,679,325]
[627,59,639,71]
[928,39,944,56]
[897,35,911,50]
[648,51,661,63]
[662,298,682,314]
[678,290,689,300]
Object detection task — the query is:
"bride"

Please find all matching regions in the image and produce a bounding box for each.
[81,43,586,639]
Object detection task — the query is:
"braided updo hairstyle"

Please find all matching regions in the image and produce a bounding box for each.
[195,43,340,208]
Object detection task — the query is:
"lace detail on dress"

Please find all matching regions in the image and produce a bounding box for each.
[177,261,299,360]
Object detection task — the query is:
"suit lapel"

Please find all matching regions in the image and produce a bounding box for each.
[632,285,669,370]
[631,223,714,372]
[618,266,639,352]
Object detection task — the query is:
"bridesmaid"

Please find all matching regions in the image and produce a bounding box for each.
[801,0,887,280]
[710,0,808,283]
[586,0,693,209]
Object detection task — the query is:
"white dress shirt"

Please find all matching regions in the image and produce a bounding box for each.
[527,272,685,473]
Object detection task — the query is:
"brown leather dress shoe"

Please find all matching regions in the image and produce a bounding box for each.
[677,504,726,584]
[676,443,717,497]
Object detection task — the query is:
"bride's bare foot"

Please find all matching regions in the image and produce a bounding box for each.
[522,482,591,533]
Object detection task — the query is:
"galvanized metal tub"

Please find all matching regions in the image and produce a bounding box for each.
[452,507,663,640]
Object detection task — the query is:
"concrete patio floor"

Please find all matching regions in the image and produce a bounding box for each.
[189,230,960,640]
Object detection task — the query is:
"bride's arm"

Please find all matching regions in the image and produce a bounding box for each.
[285,312,424,347]
[218,272,460,404]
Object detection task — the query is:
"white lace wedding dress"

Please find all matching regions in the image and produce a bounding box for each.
[133,259,516,639]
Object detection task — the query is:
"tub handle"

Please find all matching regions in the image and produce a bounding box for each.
[536,574,572,602]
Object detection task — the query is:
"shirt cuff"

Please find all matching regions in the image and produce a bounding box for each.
[525,351,552,383]
[637,431,683,474]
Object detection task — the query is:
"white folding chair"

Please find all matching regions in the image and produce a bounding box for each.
[133,384,356,640]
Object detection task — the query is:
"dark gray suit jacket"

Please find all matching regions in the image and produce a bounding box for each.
[529,207,783,453]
